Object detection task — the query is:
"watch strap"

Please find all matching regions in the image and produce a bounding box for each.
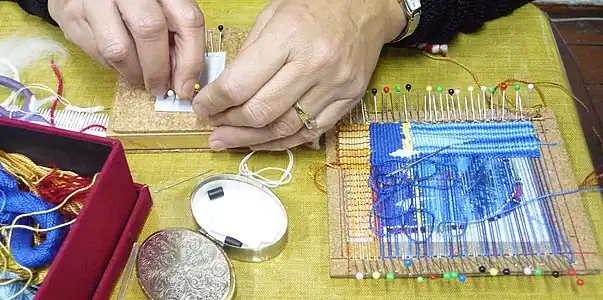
[389,0,421,44]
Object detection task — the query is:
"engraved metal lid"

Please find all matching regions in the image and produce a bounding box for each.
[136,228,235,300]
[190,173,288,262]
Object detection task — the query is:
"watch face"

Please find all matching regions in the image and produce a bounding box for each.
[406,0,421,11]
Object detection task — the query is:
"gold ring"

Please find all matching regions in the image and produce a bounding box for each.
[294,102,317,130]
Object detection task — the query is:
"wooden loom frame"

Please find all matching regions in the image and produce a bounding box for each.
[325,103,601,278]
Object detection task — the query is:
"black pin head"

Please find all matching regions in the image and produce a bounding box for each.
[371,88,377,96]
[552,271,560,278]
[502,268,511,275]
[478,266,486,273]
[218,25,224,31]
[448,88,454,95]
[405,84,411,92]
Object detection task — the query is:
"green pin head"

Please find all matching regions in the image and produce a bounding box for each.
[436,86,443,93]
[443,272,452,280]
[489,87,495,94]
[451,272,459,278]
[534,268,543,276]
[514,84,520,91]
[386,273,395,280]
[395,85,401,93]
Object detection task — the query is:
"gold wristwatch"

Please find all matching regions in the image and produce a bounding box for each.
[389,0,421,44]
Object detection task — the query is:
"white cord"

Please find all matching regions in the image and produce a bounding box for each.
[550,17,603,23]
[5,83,104,113]
[238,149,294,188]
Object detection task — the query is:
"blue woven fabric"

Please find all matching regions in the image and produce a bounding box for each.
[410,120,541,157]
[0,165,67,269]
[368,121,553,259]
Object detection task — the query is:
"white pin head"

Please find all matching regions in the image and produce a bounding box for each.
[426,86,433,92]
[167,90,175,97]
[468,86,474,92]
[528,83,535,91]
[454,89,461,95]
[480,86,487,92]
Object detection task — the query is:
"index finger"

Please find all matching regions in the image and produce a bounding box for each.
[159,0,205,98]
[192,23,289,118]
[117,0,170,96]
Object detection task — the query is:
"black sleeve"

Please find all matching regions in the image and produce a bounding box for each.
[13,0,58,26]
[393,0,534,47]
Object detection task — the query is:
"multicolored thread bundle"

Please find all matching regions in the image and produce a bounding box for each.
[325,84,600,285]
[0,150,96,299]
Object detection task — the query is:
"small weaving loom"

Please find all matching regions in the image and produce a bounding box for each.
[324,85,600,279]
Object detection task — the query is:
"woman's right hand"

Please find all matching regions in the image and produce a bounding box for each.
[48,0,206,99]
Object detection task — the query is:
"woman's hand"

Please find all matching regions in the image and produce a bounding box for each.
[48,0,205,98]
[193,0,407,151]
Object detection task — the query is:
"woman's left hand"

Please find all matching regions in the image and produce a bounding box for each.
[192,0,407,151]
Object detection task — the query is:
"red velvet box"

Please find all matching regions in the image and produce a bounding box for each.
[0,117,152,299]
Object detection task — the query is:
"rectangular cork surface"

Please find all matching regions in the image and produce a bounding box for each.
[325,108,601,278]
[108,28,250,151]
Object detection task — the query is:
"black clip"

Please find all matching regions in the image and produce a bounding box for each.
[208,186,224,200]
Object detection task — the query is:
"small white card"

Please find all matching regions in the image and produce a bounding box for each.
[154,52,226,112]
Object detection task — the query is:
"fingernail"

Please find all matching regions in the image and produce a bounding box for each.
[210,139,226,151]
[181,78,197,97]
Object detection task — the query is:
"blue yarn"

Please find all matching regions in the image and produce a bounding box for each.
[0,165,68,269]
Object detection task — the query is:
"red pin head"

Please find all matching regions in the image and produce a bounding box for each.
[568,269,577,276]
[577,279,584,286]
[384,86,390,94]
[500,83,508,91]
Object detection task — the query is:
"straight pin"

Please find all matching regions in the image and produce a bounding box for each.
[403,94,408,122]
[218,25,224,52]
[469,86,476,121]
[371,88,378,122]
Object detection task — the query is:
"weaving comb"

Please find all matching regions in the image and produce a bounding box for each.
[325,86,601,279]
[107,27,249,152]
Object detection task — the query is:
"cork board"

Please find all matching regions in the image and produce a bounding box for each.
[325,108,601,278]
[108,27,250,151]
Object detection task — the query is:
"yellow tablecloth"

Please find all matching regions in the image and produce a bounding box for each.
[1,1,602,299]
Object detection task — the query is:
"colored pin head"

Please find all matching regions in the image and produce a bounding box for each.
[395,84,401,92]
[577,279,585,286]
[417,276,425,282]
[371,88,377,96]
[194,83,201,90]
[403,259,412,267]
[500,83,508,91]
[568,269,577,276]
[405,84,412,92]
[534,268,543,276]
[448,88,454,95]
[436,86,443,93]
[458,275,467,283]
[372,271,380,279]
[218,25,224,31]
[383,86,390,94]
[489,87,495,94]
[514,84,520,91]
[386,273,395,280]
